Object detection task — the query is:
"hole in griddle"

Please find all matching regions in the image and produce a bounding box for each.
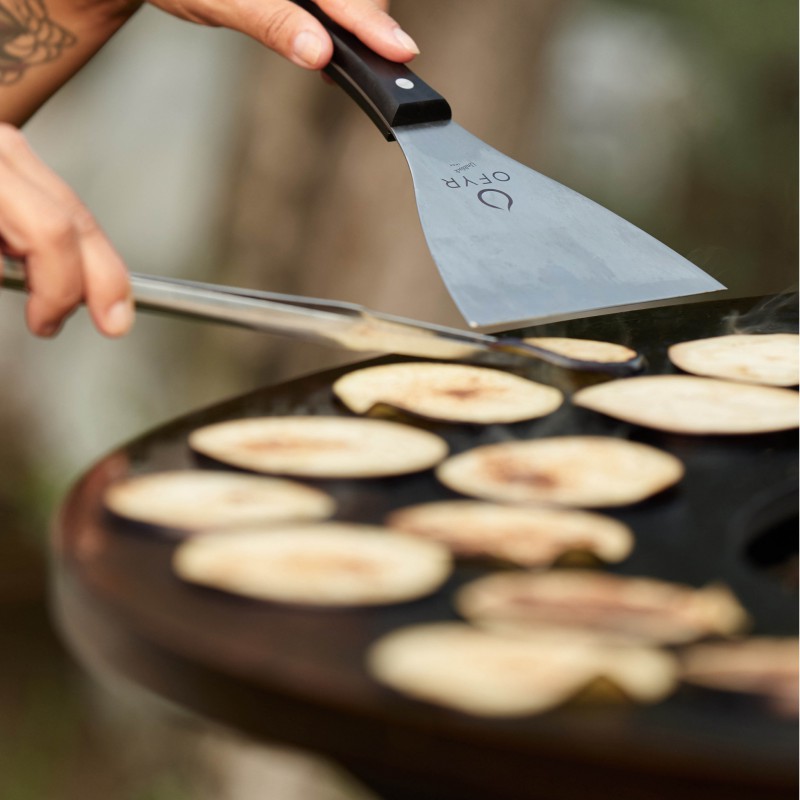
[740,485,799,591]
[746,513,799,590]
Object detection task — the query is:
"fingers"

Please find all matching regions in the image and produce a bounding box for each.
[209,0,417,70]
[0,124,133,338]
[54,209,134,338]
[315,0,418,63]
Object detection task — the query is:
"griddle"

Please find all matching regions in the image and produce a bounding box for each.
[53,295,798,800]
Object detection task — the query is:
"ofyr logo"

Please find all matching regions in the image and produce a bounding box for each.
[478,189,513,211]
[441,170,513,211]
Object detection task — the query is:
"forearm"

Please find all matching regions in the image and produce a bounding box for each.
[0,0,142,125]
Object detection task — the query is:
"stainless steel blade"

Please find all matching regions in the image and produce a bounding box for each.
[394,121,726,329]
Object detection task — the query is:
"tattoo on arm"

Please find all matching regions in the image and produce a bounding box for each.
[0,0,76,85]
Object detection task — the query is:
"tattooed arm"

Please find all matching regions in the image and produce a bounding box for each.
[0,0,414,337]
[0,0,137,337]
[0,0,416,125]
[0,0,140,124]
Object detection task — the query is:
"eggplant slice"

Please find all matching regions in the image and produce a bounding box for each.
[455,570,750,645]
[104,470,335,532]
[524,337,639,364]
[173,522,452,606]
[668,333,800,387]
[573,375,799,435]
[189,416,449,478]
[680,637,798,716]
[333,362,563,424]
[367,622,677,718]
[436,436,684,508]
[385,500,633,566]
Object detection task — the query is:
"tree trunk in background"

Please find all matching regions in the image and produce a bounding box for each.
[214,0,565,384]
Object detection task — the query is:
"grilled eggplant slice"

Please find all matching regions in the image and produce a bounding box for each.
[367,622,677,717]
[573,375,800,434]
[524,337,638,364]
[173,522,452,606]
[385,500,633,566]
[104,470,334,532]
[436,436,683,508]
[456,570,750,645]
[189,416,448,478]
[333,362,563,424]
[668,333,799,387]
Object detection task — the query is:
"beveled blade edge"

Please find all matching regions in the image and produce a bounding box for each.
[473,288,727,334]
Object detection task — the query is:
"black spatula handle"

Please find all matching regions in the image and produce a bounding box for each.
[290,0,451,139]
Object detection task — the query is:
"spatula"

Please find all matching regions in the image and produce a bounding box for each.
[291,0,725,329]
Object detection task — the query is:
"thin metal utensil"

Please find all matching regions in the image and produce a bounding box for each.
[291,0,725,329]
[1,257,643,375]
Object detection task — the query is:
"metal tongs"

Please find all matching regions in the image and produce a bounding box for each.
[1,258,643,375]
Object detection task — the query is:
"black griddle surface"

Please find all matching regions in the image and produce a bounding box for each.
[54,295,798,800]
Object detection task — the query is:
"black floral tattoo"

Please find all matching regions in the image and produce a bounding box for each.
[0,0,76,84]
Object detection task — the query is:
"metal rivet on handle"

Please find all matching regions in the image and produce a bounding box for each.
[395,78,415,90]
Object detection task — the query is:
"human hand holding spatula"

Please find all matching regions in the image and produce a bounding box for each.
[290,0,725,330]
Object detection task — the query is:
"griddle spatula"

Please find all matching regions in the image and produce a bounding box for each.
[293,1,725,329]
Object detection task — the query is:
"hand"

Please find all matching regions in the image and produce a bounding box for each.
[145,0,419,69]
[0,124,133,337]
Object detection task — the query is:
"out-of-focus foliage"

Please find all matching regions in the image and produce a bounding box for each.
[645,0,798,292]
[539,0,797,296]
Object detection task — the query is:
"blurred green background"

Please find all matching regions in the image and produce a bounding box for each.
[0,1,796,797]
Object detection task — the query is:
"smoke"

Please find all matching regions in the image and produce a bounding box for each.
[722,289,799,334]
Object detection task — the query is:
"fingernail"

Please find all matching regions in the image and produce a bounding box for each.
[38,321,59,338]
[292,31,324,68]
[105,298,134,336]
[393,27,420,55]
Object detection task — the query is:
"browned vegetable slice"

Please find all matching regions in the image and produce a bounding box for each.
[668,333,800,387]
[436,436,683,508]
[104,470,335,531]
[456,570,750,645]
[332,320,477,360]
[385,500,633,566]
[366,622,677,717]
[188,416,448,478]
[573,375,799,435]
[681,638,799,716]
[524,337,638,364]
[332,362,563,424]
[173,523,452,606]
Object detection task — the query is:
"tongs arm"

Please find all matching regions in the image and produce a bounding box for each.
[1,258,644,374]
[2,258,368,346]
[128,273,645,373]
